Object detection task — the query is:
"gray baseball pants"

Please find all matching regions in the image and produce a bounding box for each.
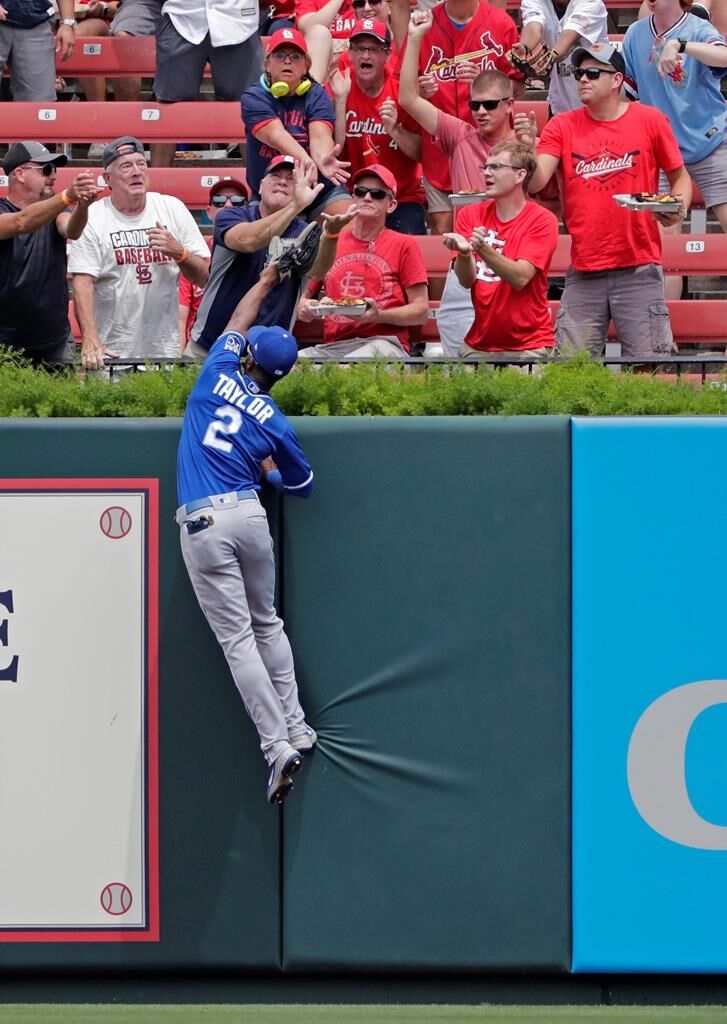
[178,493,306,766]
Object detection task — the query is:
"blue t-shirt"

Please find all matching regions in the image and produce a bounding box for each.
[191,204,307,352]
[623,12,727,164]
[4,0,53,27]
[177,331,313,506]
[241,81,336,195]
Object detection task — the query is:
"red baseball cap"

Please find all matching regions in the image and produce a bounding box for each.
[263,155,296,176]
[352,163,397,198]
[208,176,250,202]
[349,18,392,46]
[266,27,308,56]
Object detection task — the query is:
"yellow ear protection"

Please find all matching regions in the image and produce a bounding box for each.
[260,73,312,98]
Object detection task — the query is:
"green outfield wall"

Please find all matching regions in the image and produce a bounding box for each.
[0,418,571,974]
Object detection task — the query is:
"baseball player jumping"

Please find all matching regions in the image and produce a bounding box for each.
[176,261,316,805]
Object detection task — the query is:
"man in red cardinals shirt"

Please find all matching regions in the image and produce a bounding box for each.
[297,164,429,358]
[516,43,692,359]
[329,18,426,234]
[392,0,522,234]
[443,140,558,360]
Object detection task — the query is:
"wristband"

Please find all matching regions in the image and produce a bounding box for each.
[324,231,341,239]
[678,38,688,53]
[60,189,70,206]
[175,247,189,264]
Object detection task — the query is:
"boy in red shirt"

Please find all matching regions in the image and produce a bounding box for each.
[330,19,426,234]
[297,164,429,358]
[444,140,558,360]
[517,43,692,358]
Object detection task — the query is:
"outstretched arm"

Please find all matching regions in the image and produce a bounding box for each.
[399,11,440,139]
[225,263,281,335]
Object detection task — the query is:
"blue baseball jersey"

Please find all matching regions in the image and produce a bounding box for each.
[177,331,313,506]
[242,81,336,195]
[623,12,727,164]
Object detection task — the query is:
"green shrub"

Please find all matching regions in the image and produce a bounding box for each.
[2,348,727,417]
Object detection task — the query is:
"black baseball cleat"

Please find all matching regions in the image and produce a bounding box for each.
[267,745,303,804]
[275,222,323,281]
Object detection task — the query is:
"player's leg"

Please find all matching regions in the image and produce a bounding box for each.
[235,504,308,738]
[179,505,292,765]
[555,268,610,356]
[608,263,672,361]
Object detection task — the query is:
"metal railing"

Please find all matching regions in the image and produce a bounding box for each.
[56,353,727,385]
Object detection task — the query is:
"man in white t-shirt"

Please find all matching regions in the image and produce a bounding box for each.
[69,136,210,369]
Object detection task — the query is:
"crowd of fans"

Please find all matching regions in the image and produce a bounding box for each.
[0,0,726,369]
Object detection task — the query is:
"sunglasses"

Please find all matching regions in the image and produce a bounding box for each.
[573,67,619,81]
[20,162,56,176]
[352,0,383,7]
[211,194,247,207]
[353,185,391,200]
[469,97,509,112]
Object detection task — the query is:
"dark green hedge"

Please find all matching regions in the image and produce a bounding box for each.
[2,350,727,417]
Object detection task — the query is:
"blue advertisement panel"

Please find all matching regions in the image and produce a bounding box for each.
[572,418,727,972]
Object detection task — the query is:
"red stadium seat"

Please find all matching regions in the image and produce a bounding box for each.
[415,232,721,280]
[0,100,550,144]
[0,102,244,143]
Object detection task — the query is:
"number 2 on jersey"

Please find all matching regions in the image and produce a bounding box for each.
[202,405,242,453]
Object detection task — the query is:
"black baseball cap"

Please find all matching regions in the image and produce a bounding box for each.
[102,136,146,168]
[3,141,68,176]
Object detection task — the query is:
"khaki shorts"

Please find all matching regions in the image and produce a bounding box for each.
[423,177,453,215]
[298,336,406,360]
[556,263,672,358]
[459,342,552,358]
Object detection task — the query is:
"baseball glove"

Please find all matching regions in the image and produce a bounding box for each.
[507,42,558,80]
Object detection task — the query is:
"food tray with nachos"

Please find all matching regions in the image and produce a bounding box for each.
[313,299,369,318]
[449,191,487,208]
[613,193,681,213]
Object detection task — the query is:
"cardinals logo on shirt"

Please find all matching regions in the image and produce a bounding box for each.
[473,227,505,283]
[425,34,504,82]
[650,38,689,87]
[571,148,639,191]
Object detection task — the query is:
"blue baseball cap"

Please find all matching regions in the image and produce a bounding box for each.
[248,325,299,378]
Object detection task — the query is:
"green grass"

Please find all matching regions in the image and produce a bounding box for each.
[0,1007,725,1024]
